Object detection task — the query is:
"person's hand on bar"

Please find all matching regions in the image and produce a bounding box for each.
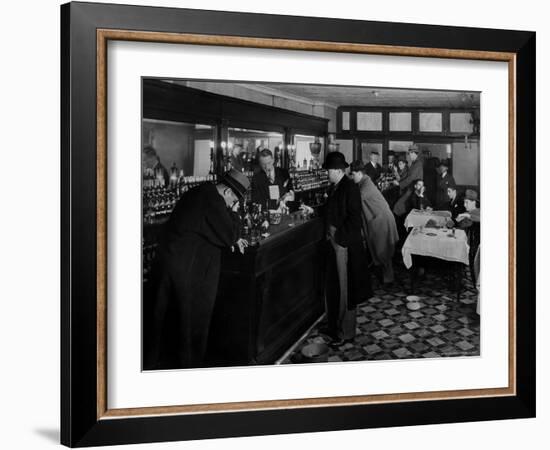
[236,238,249,254]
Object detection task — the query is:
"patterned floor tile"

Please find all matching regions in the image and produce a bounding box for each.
[393,347,413,358]
[283,263,480,365]
[430,324,447,333]
[372,330,390,340]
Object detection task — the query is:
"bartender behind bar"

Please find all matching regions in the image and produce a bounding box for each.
[251,149,295,210]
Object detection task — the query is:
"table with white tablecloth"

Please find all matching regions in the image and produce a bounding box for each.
[401,227,470,301]
[404,209,452,229]
[402,227,469,269]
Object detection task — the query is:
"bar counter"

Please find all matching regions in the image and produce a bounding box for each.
[208,213,327,366]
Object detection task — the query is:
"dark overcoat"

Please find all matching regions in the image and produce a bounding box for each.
[145,183,240,369]
[325,175,372,309]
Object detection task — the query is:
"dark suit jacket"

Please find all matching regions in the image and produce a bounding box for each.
[407,192,432,212]
[447,196,465,219]
[364,162,383,182]
[398,158,424,192]
[251,167,293,208]
[435,171,456,208]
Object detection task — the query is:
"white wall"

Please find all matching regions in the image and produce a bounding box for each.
[453,142,480,186]
[1,1,546,450]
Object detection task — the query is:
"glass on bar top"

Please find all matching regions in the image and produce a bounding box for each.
[245,210,316,248]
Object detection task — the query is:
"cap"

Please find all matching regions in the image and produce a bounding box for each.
[408,144,419,154]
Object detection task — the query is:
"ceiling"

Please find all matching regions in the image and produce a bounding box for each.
[243,83,480,109]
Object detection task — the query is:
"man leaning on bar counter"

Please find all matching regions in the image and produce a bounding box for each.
[145,169,250,370]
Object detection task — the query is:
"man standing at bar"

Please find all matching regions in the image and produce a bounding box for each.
[251,149,294,210]
[145,169,250,369]
[322,152,371,345]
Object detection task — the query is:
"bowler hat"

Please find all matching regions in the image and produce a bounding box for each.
[220,168,250,199]
[464,189,478,201]
[323,151,349,169]
[438,160,449,168]
[408,144,419,154]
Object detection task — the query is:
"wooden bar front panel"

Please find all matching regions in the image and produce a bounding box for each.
[208,218,326,366]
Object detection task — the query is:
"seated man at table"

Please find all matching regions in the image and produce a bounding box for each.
[251,149,294,210]
[455,189,480,285]
[406,179,432,213]
[445,183,465,220]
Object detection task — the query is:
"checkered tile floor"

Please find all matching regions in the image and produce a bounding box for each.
[283,262,480,364]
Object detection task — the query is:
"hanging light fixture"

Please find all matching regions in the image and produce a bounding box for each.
[327,133,340,152]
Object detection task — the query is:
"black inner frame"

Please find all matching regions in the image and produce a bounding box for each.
[61,2,536,447]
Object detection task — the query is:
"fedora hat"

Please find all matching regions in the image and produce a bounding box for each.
[220,168,250,199]
[464,189,478,201]
[408,144,419,154]
[323,151,349,170]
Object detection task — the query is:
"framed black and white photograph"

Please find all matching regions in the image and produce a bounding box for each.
[140,78,483,371]
[60,2,536,447]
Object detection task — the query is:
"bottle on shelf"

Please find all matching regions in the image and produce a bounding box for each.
[169,162,178,189]
[209,148,215,175]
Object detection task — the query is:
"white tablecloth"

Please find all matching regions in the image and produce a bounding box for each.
[404,209,452,229]
[401,227,469,269]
